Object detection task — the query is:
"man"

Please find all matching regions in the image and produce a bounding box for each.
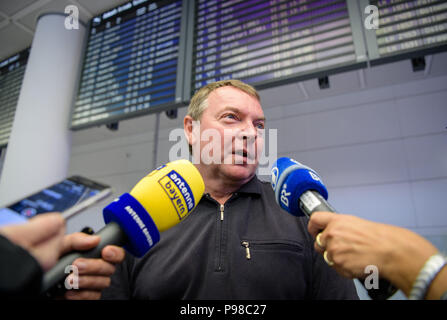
[101,80,359,299]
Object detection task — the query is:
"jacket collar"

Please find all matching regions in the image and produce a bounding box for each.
[201,175,263,203]
[235,175,262,196]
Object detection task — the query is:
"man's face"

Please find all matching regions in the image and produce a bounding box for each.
[192,86,265,182]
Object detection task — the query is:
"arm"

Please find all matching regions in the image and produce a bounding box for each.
[308,211,446,299]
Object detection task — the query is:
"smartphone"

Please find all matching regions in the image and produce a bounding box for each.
[0,176,112,226]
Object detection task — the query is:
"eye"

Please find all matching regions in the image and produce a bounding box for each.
[256,122,265,129]
[224,113,238,120]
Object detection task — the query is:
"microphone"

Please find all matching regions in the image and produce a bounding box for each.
[271,157,397,300]
[41,159,204,295]
[271,157,334,218]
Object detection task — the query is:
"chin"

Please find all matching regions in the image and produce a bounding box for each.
[221,163,257,181]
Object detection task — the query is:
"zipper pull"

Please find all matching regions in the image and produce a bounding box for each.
[242,241,251,260]
[220,204,224,221]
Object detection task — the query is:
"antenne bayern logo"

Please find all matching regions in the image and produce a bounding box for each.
[158,170,195,219]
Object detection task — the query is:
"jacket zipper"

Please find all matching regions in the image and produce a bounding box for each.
[205,194,227,272]
[241,241,251,260]
[217,203,225,271]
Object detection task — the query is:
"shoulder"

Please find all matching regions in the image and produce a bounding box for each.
[255,176,275,196]
[254,176,313,242]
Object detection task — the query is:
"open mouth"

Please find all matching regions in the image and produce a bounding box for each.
[232,149,256,164]
[233,150,248,158]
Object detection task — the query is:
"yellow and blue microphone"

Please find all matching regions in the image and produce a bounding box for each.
[41,159,204,295]
[103,159,204,256]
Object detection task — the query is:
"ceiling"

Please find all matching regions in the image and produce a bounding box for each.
[0,0,130,61]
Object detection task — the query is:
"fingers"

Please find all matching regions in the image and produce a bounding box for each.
[314,232,326,254]
[63,257,117,300]
[72,257,116,277]
[309,212,339,270]
[0,212,65,247]
[26,213,66,243]
[55,229,127,300]
[59,234,126,300]
[307,211,337,238]
[31,224,67,271]
[0,213,66,271]
[102,245,126,264]
[61,232,101,255]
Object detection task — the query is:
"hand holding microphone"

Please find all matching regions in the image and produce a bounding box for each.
[271,157,397,300]
[307,211,402,277]
[42,159,204,296]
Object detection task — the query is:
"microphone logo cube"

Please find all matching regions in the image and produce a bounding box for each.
[280,184,291,208]
[158,170,195,220]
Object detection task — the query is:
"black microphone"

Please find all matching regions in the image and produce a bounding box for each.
[271,157,397,300]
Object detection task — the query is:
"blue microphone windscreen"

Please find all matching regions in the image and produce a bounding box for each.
[103,193,160,257]
[271,157,328,216]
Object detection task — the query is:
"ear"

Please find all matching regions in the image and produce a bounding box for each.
[183,115,194,146]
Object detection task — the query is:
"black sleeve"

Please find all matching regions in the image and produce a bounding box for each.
[311,248,360,300]
[101,252,134,300]
[0,234,43,298]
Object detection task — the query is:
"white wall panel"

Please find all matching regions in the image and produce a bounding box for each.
[302,101,401,150]
[69,141,154,178]
[390,73,447,98]
[329,182,417,228]
[287,139,410,188]
[403,133,447,181]
[396,91,447,137]
[412,178,447,228]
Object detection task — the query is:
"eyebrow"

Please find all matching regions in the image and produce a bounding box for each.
[221,106,266,122]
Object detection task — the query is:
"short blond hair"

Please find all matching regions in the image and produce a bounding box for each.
[187,79,260,121]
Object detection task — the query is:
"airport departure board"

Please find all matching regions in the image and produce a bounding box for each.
[0,49,29,147]
[366,0,447,64]
[192,0,367,90]
[68,0,447,130]
[71,0,188,129]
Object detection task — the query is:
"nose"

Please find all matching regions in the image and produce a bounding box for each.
[240,121,258,141]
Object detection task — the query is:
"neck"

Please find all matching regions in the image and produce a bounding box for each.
[195,163,253,205]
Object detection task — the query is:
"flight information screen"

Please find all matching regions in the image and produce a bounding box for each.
[0,49,29,147]
[71,0,186,129]
[369,0,447,63]
[192,0,364,90]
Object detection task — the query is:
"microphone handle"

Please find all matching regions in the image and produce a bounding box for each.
[299,190,397,300]
[41,221,128,296]
[299,190,336,218]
